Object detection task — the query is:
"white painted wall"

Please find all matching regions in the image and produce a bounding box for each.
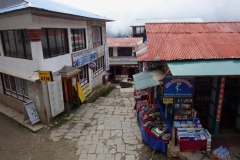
[0,14,33,30]
[0,14,88,77]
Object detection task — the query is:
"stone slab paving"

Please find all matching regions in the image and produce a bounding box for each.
[50,88,150,160]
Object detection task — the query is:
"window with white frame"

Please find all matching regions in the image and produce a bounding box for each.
[93,56,104,77]
[78,65,89,86]
[1,73,29,101]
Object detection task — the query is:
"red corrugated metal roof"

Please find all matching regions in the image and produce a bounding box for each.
[107,38,142,47]
[143,22,240,61]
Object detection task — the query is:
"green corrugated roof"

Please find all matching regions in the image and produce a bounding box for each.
[167,60,240,76]
[133,70,165,90]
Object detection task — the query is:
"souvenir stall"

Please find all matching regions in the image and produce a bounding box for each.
[133,70,172,154]
[163,77,212,152]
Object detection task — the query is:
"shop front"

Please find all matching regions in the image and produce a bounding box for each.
[109,65,138,81]
[167,60,240,136]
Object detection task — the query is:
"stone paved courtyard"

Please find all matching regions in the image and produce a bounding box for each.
[50,87,167,160]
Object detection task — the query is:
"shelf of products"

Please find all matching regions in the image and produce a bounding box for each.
[194,77,212,118]
[174,98,193,121]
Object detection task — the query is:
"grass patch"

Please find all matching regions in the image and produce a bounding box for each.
[51,118,69,128]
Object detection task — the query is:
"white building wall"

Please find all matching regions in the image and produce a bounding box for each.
[31,15,87,72]
[0,14,88,76]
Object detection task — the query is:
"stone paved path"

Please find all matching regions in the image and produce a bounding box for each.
[50,87,163,160]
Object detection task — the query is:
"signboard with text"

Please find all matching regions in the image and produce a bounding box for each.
[38,71,53,82]
[216,76,226,121]
[163,98,173,104]
[105,45,110,70]
[72,48,98,68]
[47,76,64,117]
[24,101,40,124]
[164,77,194,97]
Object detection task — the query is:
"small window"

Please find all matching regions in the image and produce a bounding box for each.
[1,73,29,101]
[109,48,113,57]
[117,47,132,56]
[92,26,102,47]
[40,28,69,59]
[0,29,32,59]
[71,28,86,52]
[93,56,104,77]
[78,65,89,86]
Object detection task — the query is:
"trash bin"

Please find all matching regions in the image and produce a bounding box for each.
[102,74,108,84]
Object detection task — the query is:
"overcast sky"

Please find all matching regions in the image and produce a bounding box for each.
[53,0,240,37]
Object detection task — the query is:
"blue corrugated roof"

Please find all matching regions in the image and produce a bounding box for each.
[0,0,112,21]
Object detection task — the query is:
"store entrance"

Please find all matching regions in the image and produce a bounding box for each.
[128,67,135,79]
[219,77,240,134]
[194,77,212,128]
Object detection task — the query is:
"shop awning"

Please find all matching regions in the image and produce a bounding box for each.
[167,60,240,76]
[133,70,165,90]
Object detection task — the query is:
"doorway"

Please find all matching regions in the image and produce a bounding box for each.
[219,77,240,134]
[128,67,135,79]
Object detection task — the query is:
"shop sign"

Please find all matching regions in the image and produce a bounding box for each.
[24,101,40,124]
[74,82,86,103]
[82,83,91,96]
[38,71,53,82]
[72,48,98,68]
[105,45,110,70]
[216,76,226,121]
[47,75,64,117]
[164,77,194,97]
[163,98,173,104]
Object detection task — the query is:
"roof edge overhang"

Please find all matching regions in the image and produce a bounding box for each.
[0,7,114,22]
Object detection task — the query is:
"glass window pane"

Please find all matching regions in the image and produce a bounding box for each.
[9,75,16,92]
[14,30,24,58]
[55,29,64,54]
[62,29,68,54]
[23,30,32,59]
[15,78,23,94]
[71,29,75,52]
[41,29,50,58]
[22,79,29,96]
[48,29,57,56]
[74,29,80,51]
[8,31,17,57]
[3,74,10,89]
[2,31,11,57]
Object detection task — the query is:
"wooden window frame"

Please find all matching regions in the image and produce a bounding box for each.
[0,29,32,60]
[1,73,29,102]
[71,28,86,52]
[41,28,69,59]
[92,26,102,47]
[93,56,104,77]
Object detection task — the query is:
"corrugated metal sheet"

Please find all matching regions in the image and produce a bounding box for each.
[0,0,112,21]
[107,38,142,47]
[167,60,240,76]
[143,22,240,61]
[130,18,203,27]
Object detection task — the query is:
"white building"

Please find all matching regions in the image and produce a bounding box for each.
[0,0,112,124]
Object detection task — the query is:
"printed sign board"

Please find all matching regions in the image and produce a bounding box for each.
[82,83,91,96]
[163,98,173,104]
[38,71,53,82]
[74,82,86,103]
[105,45,110,70]
[24,101,40,124]
[72,48,98,68]
[164,77,194,97]
[47,75,64,117]
[216,76,226,121]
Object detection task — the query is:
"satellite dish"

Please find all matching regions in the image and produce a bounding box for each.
[89,62,97,69]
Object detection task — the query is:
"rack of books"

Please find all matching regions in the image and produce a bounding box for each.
[174,98,193,121]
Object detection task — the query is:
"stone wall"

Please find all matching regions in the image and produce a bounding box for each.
[28,81,51,124]
[87,20,108,88]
